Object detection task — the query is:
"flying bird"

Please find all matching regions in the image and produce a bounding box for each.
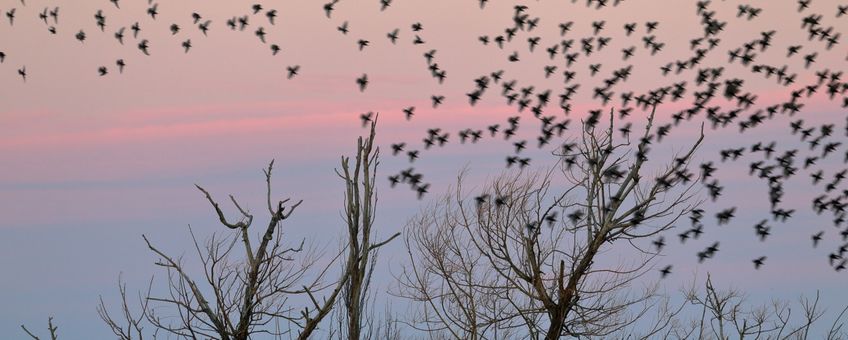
[138,39,150,55]
[286,65,300,79]
[356,74,368,92]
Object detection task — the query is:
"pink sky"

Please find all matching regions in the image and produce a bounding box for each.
[1,0,847,337]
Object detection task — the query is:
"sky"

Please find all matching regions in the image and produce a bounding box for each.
[1,0,847,338]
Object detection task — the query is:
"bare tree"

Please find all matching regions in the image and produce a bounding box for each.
[334,117,400,340]
[21,316,59,340]
[96,158,339,339]
[680,273,848,340]
[93,120,396,340]
[396,107,706,339]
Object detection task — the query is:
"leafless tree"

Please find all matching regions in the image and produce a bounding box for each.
[333,117,401,340]
[395,107,706,339]
[679,273,848,340]
[21,316,59,340]
[91,120,396,340]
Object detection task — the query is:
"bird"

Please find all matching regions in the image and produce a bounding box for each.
[131,22,141,38]
[271,44,281,55]
[264,10,277,25]
[752,256,766,269]
[813,231,824,247]
[357,39,369,51]
[407,150,419,162]
[286,65,300,79]
[17,66,26,82]
[198,21,211,36]
[391,143,406,156]
[75,30,86,43]
[403,106,415,120]
[147,3,158,20]
[431,95,445,108]
[48,7,58,24]
[182,39,192,53]
[356,74,368,92]
[653,236,666,252]
[114,27,125,44]
[138,39,150,55]
[360,112,374,127]
[5,8,15,26]
[338,21,349,34]
[324,0,339,18]
[384,28,399,44]
[660,265,672,278]
[98,66,108,76]
[416,183,429,199]
[116,59,125,73]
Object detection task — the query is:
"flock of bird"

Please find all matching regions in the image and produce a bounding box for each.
[3,0,848,275]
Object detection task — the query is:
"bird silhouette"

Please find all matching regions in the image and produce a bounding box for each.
[356,74,368,92]
[403,106,415,120]
[286,65,300,79]
[753,256,766,269]
[324,0,339,18]
[138,39,150,55]
[660,265,672,278]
